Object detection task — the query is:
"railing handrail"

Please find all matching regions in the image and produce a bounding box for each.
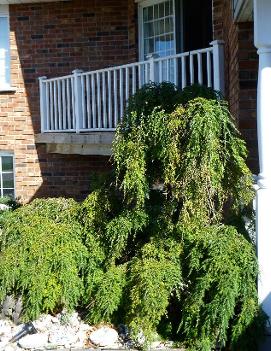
[39,41,225,134]
[41,46,215,84]
[43,74,74,83]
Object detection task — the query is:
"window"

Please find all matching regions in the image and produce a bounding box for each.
[139,0,177,60]
[0,153,15,199]
[232,0,253,22]
[0,5,11,90]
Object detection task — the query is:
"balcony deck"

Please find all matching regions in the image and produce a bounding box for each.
[35,132,114,155]
[37,41,224,154]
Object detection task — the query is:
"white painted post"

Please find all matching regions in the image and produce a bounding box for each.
[254,1,271,343]
[146,53,158,83]
[210,40,225,95]
[149,55,155,83]
[72,69,83,133]
[39,76,47,133]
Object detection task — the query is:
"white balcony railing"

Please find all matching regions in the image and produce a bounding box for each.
[39,40,224,133]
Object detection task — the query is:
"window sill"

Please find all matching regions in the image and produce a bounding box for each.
[0,86,16,93]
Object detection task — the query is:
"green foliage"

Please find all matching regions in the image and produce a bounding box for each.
[0,198,88,320]
[114,97,253,225]
[128,239,182,342]
[114,107,184,208]
[178,98,253,225]
[87,264,127,324]
[0,83,263,350]
[111,84,262,349]
[178,84,223,105]
[180,225,263,350]
[124,82,182,126]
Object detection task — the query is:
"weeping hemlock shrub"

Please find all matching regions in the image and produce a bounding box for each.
[0,83,265,350]
[181,225,262,351]
[0,198,88,320]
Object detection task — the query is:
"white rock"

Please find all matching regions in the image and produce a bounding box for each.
[104,341,124,349]
[73,329,88,348]
[33,315,53,332]
[18,333,48,349]
[70,342,85,349]
[164,340,174,347]
[1,344,17,351]
[0,204,10,211]
[67,312,80,328]
[0,341,9,350]
[50,316,59,324]
[48,326,78,346]
[151,341,164,349]
[135,330,145,346]
[10,324,24,338]
[0,320,12,337]
[78,322,93,332]
[89,326,119,347]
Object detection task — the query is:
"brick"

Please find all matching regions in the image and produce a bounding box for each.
[0,0,136,203]
[213,0,258,173]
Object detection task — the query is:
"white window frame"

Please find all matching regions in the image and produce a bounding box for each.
[138,0,178,61]
[232,0,253,22]
[0,5,14,92]
[0,152,15,199]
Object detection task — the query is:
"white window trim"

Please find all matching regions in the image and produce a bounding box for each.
[138,0,180,62]
[0,5,15,93]
[232,0,253,22]
[0,152,15,199]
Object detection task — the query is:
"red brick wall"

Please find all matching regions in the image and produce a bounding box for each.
[0,0,137,202]
[213,0,240,120]
[213,0,258,172]
[238,22,258,172]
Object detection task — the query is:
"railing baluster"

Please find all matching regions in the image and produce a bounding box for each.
[132,65,136,94]
[86,75,91,129]
[126,67,129,104]
[108,71,112,128]
[120,68,124,119]
[138,64,142,88]
[114,69,118,128]
[207,51,212,87]
[62,79,66,130]
[149,56,155,82]
[102,71,107,129]
[159,60,163,83]
[57,80,62,131]
[197,53,203,85]
[166,59,170,81]
[49,82,53,130]
[174,58,178,85]
[181,55,187,89]
[190,54,194,84]
[91,74,96,129]
[81,75,86,129]
[67,79,72,130]
[97,72,101,129]
[71,76,76,130]
[45,82,50,131]
[53,81,57,130]
[148,62,151,83]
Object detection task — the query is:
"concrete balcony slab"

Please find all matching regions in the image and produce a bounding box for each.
[35,132,114,156]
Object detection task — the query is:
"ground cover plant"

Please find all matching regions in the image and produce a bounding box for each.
[0,83,265,351]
